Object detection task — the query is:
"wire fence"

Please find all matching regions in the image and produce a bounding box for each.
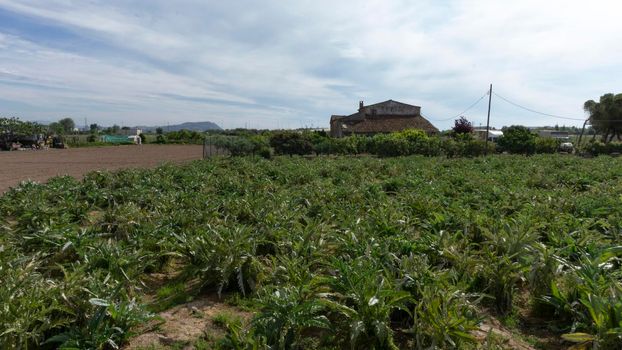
[202,135,230,159]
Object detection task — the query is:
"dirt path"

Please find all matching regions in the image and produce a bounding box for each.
[0,145,203,193]
[125,295,251,349]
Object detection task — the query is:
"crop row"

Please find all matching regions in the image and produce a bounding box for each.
[1,155,621,349]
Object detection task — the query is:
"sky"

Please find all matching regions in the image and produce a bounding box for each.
[0,0,621,130]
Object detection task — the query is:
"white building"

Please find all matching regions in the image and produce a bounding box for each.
[538,130,570,140]
[474,128,503,142]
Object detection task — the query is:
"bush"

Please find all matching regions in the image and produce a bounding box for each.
[212,135,271,158]
[256,146,272,159]
[452,116,474,135]
[442,134,493,158]
[371,134,411,157]
[583,140,622,155]
[166,129,204,143]
[369,129,438,157]
[269,132,314,155]
[463,138,494,157]
[313,139,334,155]
[535,137,560,154]
[220,137,255,156]
[497,126,536,154]
[86,134,97,143]
[441,138,461,158]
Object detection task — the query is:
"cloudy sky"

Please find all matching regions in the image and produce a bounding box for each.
[0,0,621,129]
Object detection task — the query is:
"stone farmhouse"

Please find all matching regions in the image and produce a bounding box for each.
[330,100,439,137]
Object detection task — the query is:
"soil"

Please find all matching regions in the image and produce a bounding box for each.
[0,145,203,193]
[125,294,251,350]
[474,317,536,350]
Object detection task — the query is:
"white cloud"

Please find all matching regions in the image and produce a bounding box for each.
[0,0,621,128]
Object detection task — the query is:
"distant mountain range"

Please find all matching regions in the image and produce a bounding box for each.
[29,120,222,132]
[137,121,222,132]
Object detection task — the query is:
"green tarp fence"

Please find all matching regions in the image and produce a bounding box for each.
[101,135,132,143]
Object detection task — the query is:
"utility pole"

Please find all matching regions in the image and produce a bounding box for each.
[485,84,493,155]
[577,119,588,151]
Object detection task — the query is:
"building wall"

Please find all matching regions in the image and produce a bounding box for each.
[330,117,344,137]
[331,101,431,138]
[538,130,569,139]
[361,102,421,117]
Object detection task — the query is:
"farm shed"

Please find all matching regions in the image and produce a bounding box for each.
[474,128,503,142]
[538,130,570,141]
[330,100,439,138]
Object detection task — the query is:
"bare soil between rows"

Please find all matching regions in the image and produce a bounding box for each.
[0,144,203,193]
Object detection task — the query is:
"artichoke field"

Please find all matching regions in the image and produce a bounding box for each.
[1,155,621,349]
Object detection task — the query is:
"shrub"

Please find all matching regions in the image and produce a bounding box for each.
[497,126,536,154]
[534,137,560,154]
[371,133,411,157]
[441,138,461,158]
[212,135,271,157]
[369,129,439,157]
[461,138,493,157]
[313,139,334,155]
[269,132,314,155]
[224,137,255,156]
[583,140,622,155]
[166,129,204,143]
[452,116,474,135]
[256,145,272,159]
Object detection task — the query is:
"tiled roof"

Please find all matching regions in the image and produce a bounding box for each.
[363,99,421,109]
[344,115,438,134]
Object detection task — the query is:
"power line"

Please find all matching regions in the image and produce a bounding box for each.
[426,91,489,122]
[422,86,622,125]
[493,91,622,123]
[492,92,586,121]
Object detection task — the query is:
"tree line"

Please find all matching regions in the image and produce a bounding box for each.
[206,123,573,159]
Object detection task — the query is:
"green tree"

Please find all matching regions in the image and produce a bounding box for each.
[269,132,314,155]
[497,125,536,154]
[58,118,76,134]
[89,124,99,134]
[584,93,622,143]
[0,117,43,135]
[1,117,45,149]
[47,122,64,135]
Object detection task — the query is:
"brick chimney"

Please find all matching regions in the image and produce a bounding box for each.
[359,101,364,112]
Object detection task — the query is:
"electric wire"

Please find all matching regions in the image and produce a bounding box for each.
[426,91,489,122]
[422,87,622,125]
[492,92,586,121]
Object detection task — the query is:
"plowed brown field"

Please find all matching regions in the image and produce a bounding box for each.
[0,144,203,193]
